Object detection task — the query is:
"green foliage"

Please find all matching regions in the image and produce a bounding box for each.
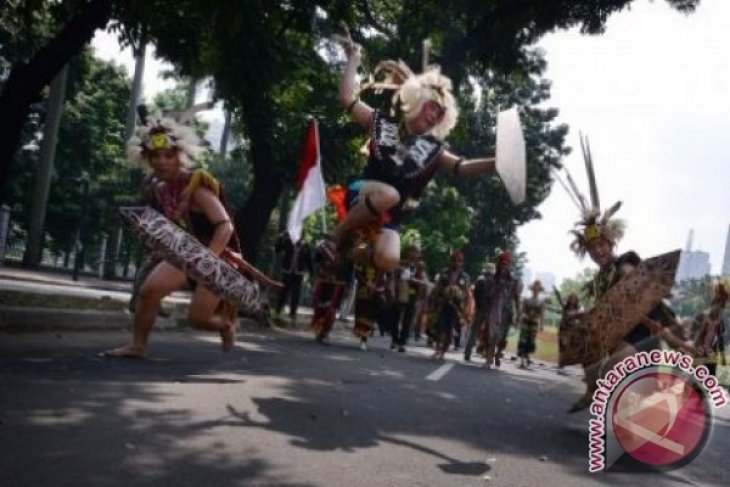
[405,183,473,272]
[671,276,729,319]
[557,267,597,308]
[6,49,132,256]
[2,0,701,262]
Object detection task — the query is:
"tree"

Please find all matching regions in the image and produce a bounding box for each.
[670,276,728,319]
[6,49,132,266]
[0,0,118,201]
[557,267,597,308]
[2,0,701,258]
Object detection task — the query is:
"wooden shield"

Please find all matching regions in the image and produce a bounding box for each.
[119,206,261,311]
[559,250,680,367]
[496,107,526,205]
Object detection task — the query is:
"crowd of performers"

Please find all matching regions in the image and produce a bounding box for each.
[306,241,552,370]
[103,28,727,415]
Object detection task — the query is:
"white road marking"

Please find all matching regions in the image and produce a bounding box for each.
[426,363,454,381]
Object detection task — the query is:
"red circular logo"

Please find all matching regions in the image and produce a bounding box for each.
[611,371,710,468]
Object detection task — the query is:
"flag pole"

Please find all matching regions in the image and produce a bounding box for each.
[314,118,328,235]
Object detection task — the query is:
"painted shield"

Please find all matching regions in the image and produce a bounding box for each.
[119,206,261,311]
[559,250,680,367]
[496,107,527,205]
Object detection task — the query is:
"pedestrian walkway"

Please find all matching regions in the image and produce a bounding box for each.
[0,264,134,293]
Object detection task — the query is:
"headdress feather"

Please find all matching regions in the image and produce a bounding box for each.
[557,133,627,257]
[127,109,208,169]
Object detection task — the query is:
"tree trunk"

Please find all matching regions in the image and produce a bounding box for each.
[234,94,286,261]
[235,171,284,263]
[219,109,232,156]
[23,65,69,268]
[0,0,114,201]
[104,40,146,279]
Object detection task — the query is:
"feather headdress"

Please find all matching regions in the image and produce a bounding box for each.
[553,133,626,257]
[126,106,209,169]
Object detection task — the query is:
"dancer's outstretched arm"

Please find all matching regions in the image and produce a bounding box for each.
[339,42,373,129]
[437,150,496,178]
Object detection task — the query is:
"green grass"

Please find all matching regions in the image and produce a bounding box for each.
[504,325,559,364]
[504,325,730,386]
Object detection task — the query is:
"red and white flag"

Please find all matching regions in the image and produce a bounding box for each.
[287,118,326,241]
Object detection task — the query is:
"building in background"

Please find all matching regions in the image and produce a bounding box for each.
[722,224,730,277]
[676,229,712,283]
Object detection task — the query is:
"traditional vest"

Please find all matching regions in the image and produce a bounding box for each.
[363,111,444,200]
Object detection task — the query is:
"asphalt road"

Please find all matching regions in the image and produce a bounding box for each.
[0,327,728,487]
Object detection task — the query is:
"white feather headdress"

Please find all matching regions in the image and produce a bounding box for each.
[127,110,208,169]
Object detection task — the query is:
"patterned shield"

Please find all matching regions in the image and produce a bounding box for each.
[559,250,681,367]
[119,206,261,312]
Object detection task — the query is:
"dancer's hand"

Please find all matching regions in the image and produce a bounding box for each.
[335,21,362,61]
[346,42,363,61]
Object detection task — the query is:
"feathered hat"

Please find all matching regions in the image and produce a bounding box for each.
[126,105,209,169]
[552,133,626,257]
[357,39,458,140]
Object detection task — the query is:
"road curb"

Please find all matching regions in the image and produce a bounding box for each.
[0,306,179,331]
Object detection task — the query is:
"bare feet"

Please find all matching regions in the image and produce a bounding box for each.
[102,344,146,358]
[219,321,237,352]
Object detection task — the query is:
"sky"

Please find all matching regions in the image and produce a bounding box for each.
[91,0,730,284]
[518,0,729,284]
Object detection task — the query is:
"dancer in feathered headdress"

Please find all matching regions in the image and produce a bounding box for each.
[318,24,508,273]
[554,134,689,412]
[105,105,249,358]
[126,110,208,170]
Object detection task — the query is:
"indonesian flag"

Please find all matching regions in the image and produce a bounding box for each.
[287,118,326,241]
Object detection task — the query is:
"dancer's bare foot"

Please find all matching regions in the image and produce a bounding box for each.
[102,344,146,358]
[220,321,237,352]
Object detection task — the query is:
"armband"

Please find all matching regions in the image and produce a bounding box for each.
[346,98,359,114]
[453,157,464,176]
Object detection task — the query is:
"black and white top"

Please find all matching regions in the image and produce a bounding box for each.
[362,111,445,200]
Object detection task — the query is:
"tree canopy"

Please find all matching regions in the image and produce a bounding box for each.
[1,0,701,271]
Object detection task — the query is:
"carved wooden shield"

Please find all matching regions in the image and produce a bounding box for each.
[119,206,261,311]
[559,250,680,367]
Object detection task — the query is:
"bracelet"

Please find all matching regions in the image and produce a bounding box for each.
[453,157,464,176]
[346,98,359,114]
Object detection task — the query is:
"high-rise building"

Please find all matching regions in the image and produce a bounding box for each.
[676,229,712,282]
[722,224,730,277]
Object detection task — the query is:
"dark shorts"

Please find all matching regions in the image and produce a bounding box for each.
[346,180,401,231]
